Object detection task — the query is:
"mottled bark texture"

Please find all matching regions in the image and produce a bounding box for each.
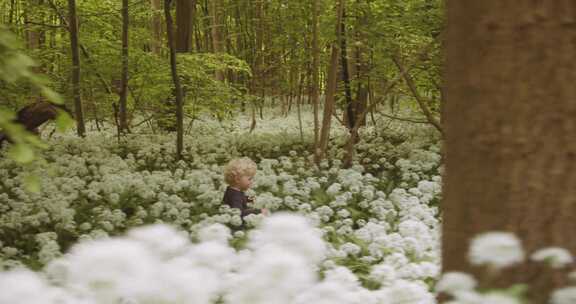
[443,2,576,302]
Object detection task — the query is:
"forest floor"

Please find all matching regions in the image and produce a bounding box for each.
[0,107,443,303]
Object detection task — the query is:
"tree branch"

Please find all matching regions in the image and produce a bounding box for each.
[377,112,430,124]
[350,40,438,134]
[391,53,443,134]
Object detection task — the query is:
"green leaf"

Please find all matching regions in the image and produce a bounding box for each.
[506,284,529,298]
[7,144,35,164]
[23,174,41,193]
[55,110,75,132]
[23,133,49,149]
[40,87,64,105]
[2,53,36,82]
[0,107,16,124]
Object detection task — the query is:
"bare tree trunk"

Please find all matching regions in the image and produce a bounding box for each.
[340,6,355,131]
[443,2,576,303]
[118,0,129,133]
[8,0,16,24]
[175,0,195,52]
[354,0,369,128]
[67,0,85,137]
[297,73,305,142]
[165,0,184,159]
[151,0,163,54]
[286,93,293,116]
[311,0,320,163]
[259,88,264,120]
[249,102,256,133]
[316,0,344,163]
[210,0,224,81]
[201,0,211,52]
[25,0,42,50]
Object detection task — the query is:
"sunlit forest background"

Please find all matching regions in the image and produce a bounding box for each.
[1,1,575,304]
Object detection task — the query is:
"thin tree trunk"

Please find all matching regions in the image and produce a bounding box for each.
[9,0,15,24]
[165,0,184,159]
[210,0,224,81]
[340,6,355,131]
[297,73,305,142]
[201,0,211,52]
[254,0,264,99]
[311,0,321,163]
[392,54,442,134]
[25,0,42,50]
[249,103,256,133]
[354,0,369,128]
[47,0,111,96]
[67,0,85,137]
[316,0,345,163]
[259,88,264,120]
[286,93,293,116]
[118,0,129,133]
[151,0,163,54]
[443,2,576,303]
[341,41,435,167]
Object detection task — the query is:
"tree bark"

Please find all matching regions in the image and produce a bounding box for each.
[443,2,576,302]
[339,6,355,131]
[151,0,163,54]
[310,0,320,163]
[118,0,129,133]
[25,0,42,50]
[67,0,85,137]
[297,73,305,142]
[209,0,224,81]
[175,0,195,52]
[316,0,345,163]
[165,0,184,159]
[354,0,368,128]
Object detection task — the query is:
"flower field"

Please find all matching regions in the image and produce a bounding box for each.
[0,112,444,303]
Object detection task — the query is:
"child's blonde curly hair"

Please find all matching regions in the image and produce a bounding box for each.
[223,157,257,185]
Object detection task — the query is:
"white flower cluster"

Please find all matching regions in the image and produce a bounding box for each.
[437,232,576,304]
[0,214,437,304]
[0,110,443,302]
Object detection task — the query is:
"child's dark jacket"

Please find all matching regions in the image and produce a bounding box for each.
[222,186,260,220]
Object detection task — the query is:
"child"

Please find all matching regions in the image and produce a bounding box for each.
[222,157,269,228]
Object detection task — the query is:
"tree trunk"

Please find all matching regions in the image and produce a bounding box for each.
[151,0,163,54]
[201,0,211,52]
[443,2,576,302]
[339,6,355,131]
[311,0,320,163]
[8,0,16,24]
[316,0,344,163]
[210,0,224,81]
[254,0,264,99]
[25,0,42,50]
[175,0,195,52]
[249,102,256,133]
[118,0,129,133]
[354,0,369,128]
[67,0,85,137]
[165,0,184,159]
[297,73,305,142]
[392,55,442,134]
